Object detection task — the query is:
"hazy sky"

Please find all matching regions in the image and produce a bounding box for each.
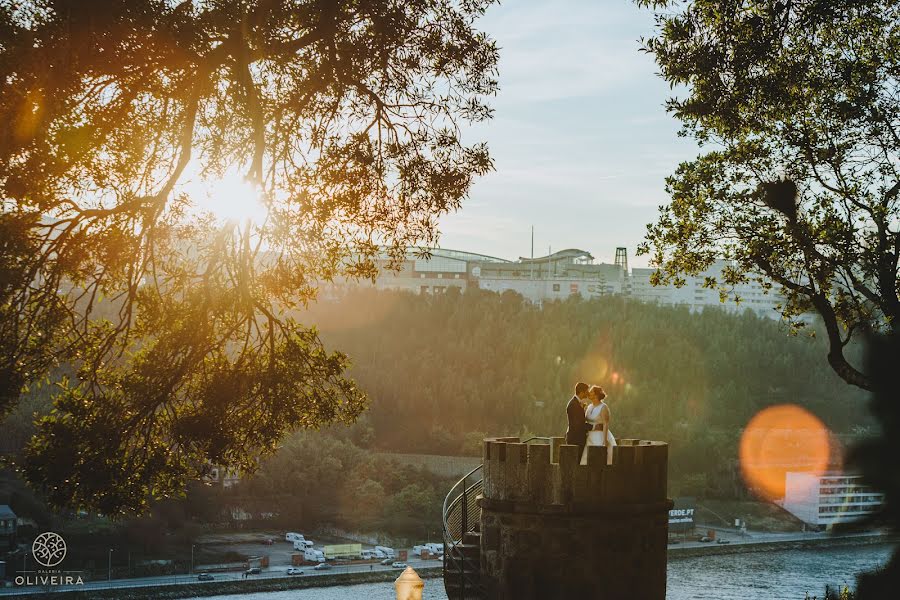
[437,0,699,267]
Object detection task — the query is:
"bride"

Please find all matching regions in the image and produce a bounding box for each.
[580,385,617,465]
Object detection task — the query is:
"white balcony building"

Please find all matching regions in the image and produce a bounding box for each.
[783,472,884,528]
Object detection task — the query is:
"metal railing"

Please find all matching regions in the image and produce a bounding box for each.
[442,464,483,600]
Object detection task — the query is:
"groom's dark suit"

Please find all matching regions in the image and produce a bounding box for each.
[565,395,589,456]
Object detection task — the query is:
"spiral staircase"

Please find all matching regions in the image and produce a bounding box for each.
[441,464,483,600]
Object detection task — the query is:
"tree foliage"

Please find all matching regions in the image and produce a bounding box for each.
[636,0,900,390]
[304,287,870,498]
[0,0,497,514]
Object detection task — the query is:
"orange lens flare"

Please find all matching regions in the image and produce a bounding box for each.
[739,404,832,501]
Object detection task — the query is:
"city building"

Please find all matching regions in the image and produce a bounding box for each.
[337,246,787,319]
[473,248,626,303]
[628,259,782,319]
[0,505,17,552]
[782,472,884,528]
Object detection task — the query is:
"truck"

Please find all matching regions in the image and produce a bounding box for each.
[374,546,395,559]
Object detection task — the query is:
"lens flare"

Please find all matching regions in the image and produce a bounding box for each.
[739,404,832,501]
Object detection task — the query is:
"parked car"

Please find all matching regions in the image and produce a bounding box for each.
[380,558,394,566]
[262,538,274,545]
[699,536,713,543]
[313,563,332,571]
[245,567,261,575]
[391,562,407,569]
[286,567,303,575]
[716,539,731,545]
[197,573,214,581]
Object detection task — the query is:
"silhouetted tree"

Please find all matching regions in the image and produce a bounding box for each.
[0,0,497,514]
[636,0,900,390]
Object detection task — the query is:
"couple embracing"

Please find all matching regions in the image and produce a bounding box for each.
[565,381,617,465]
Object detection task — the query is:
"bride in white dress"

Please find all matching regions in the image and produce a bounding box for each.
[581,385,617,465]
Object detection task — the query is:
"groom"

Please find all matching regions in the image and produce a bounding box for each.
[565,382,591,457]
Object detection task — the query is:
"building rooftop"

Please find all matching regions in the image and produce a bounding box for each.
[517,248,595,264]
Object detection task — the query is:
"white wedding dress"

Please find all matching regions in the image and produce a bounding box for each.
[580,401,616,465]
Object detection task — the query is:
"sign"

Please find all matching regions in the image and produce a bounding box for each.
[324,543,362,559]
[668,497,695,533]
[398,550,408,561]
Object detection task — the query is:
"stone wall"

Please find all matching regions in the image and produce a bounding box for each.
[479,437,672,600]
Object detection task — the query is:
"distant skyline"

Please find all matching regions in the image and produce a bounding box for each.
[438,0,699,267]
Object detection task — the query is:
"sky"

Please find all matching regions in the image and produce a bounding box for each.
[437,0,700,267]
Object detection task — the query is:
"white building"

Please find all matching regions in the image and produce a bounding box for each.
[783,472,884,528]
[330,247,788,319]
[472,249,625,304]
[628,260,783,319]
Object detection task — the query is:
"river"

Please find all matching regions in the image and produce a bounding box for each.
[186,543,893,600]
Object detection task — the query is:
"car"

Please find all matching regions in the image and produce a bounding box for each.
[197,573,214,581]
[391,562,407,569]
[699,536,713,543]
[245,567,261,575]
[262,538,274,546]
[313,563,332,571]
[716,539,731,544]
[380,558,393,566]
[286,567,303,575]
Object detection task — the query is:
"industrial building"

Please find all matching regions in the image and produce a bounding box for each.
[782,472,884,528]
[332,246,785,319]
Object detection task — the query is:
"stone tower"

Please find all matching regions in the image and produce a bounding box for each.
[478,437,671,600]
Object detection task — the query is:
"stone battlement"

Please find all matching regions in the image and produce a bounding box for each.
[481,436,668,510]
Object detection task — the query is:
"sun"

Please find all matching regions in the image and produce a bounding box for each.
[189,168,268,225]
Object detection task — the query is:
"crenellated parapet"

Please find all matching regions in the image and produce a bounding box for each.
[481,436,668,510]
[478,436,672,599]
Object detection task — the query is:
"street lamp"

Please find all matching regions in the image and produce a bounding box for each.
[191,544,195,574]
[108,549,113,581]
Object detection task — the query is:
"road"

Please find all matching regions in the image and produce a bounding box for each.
[668,524,890,551]
[0,557,440,596]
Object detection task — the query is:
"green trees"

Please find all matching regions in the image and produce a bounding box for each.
[298,287,869,497]
[635,0,900,390]
[0,0,497,514]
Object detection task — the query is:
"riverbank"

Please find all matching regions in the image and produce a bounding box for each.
[0,568,444,600]
[669,531,898,558]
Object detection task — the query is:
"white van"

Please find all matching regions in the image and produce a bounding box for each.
[426,543,443,555]
[285,532,304,543]
[374,545,395,559]
[303,548,326,563]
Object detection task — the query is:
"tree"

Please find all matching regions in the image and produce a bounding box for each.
[636,0,900,390]
[0,0,497,514]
